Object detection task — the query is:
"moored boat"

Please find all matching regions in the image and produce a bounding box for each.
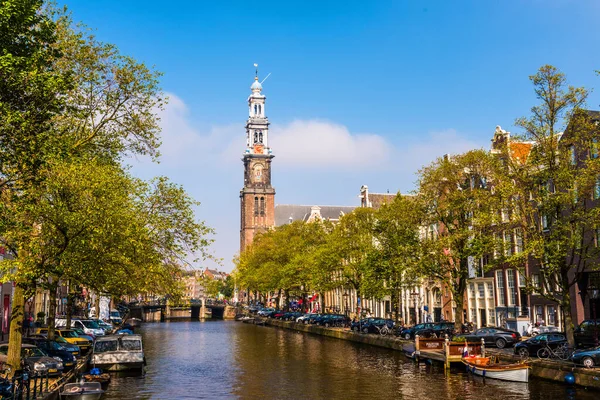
[60,382,104,400]
[92,334,145,372]
[462,358,530,383]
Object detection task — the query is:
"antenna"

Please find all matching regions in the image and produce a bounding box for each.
[261,73,271,84]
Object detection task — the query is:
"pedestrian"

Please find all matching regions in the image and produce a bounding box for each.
[23,313,30,337]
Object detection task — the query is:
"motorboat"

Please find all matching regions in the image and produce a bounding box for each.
[91,334,145,371]
[462,356,530,383]
[60,382,104,400]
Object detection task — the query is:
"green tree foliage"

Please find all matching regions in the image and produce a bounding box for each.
[495,65,592,346]
[418,150,501,331]
[370,194,423,321]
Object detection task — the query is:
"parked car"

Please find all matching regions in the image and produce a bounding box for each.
[71,328,95,342]
[570,346,600,368]
[22,338,77,370]
[273,311,286,319]
[93,319,114,334]
[109,309,123,325]
[415,322,456,338]
[56,318,105,337]
[297,313,318,323]
[315,314,349,328]
[306,314,323,324]
[574,319,600,349]
[455,327,521,349]
[281,311,303,321]
[0,344,64,376]
[351,318,377,332]
[513,332,567,357]
[359,318,394,334]
[399,323,435,340]
[36,328,92,354]
[257,308,275,317]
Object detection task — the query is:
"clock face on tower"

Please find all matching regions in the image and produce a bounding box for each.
[253,164,264,183]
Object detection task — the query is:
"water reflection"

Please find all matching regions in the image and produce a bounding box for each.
[101,321,597,399]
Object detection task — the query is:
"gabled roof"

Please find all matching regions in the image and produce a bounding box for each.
[509,142,534,164]
[274,204,356,226]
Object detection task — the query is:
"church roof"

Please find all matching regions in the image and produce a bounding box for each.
[274,204,356,226]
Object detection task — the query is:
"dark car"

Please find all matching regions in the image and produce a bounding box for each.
[306,314,322,324]
[574,319,600,349]
[399,323,435,340]
[273,311,286,319]
[571,346,600,367]
[415,322,456,338]
[283,311,303,321]
[0,344,64,376]
[360,318,394,334]
[456,327,521,349]
[351,318,377,332]
[22,338,77,370]
[315,314,349,328]
[513,332,567,357]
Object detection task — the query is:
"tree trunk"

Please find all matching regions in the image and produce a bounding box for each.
[7,285,25,376]
[453,291,465,334]
[284,289,289,311]
[94,295,100,319]
[47,285,57,340]
[66,289,74,330]
[319,292,325,313]
[391,288,399,322]
[561,269,576,347]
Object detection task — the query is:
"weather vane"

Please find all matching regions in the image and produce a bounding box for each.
[254,63,258,78]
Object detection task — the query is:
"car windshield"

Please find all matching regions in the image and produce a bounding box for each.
[110,312,120,318]
[49,341,63,351]
[95,340,118,353]
[60,330,78,338]
[81,320,100,329]
[22,347,46,358]
[55,337,68,344]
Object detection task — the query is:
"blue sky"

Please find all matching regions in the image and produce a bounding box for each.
[65,0,600,271]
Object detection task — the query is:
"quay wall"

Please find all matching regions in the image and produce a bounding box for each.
[263,319,600,390]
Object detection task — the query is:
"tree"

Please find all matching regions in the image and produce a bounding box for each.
[370,194,423,321]
[495,65,592,346]
[329,208,377,312]
[418,150,501,332]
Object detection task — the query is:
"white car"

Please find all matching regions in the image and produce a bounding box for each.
[56,318,106,337]
[296,313,318,323]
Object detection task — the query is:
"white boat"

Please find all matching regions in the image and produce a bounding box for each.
[60,382,105,400]
[463,358,530,383]
[91,334,145,371]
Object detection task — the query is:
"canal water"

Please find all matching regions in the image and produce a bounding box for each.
[103,320,596,399]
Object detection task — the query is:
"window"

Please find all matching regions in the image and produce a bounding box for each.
[548,306,556,325]
[515,229,523,253]
[519,272,526,288]
[595,177,600,200]
[260,197,265,216]
[120,339,142,351]
[258,131,263,143]
[488,309,496,325]
[254,197,259,216]
[469,283,475,298]
[532,274,541,294]
[258,104,262,116]
[487,283,494,298]
[496,270,505,306]
[592,138,598,159]
[535,305,544,324]
[541,215,549,230]
[254,104,258,115]
[478,283,484,298]
[570,145,576,165]
[507,269,516,306]
[504,231,513,256]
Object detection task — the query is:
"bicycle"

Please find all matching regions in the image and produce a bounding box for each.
[376,323,394,336]
[537,342,573,361]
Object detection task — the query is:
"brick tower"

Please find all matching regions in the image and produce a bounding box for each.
[240,68,275,252]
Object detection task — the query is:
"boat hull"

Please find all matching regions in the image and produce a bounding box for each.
[92,361,144,372]
[463,361,529,383]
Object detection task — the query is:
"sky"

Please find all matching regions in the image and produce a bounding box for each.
[65,0,600,272]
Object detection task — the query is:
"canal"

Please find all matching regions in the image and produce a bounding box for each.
[103,321,596,399]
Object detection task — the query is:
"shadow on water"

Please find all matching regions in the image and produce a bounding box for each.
[100,320,600,400]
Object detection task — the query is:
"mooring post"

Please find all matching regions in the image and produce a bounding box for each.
[415,334,420,362]
[481,337,485,358]
[445,336,450,370]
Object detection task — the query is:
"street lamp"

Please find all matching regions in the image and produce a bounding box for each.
[343,292,349,316]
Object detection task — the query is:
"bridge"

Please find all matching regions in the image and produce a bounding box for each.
[129,302,236,322]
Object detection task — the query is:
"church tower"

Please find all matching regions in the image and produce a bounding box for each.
[240,69,275,252]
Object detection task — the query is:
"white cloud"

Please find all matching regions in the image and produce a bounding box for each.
[269,120,391,169]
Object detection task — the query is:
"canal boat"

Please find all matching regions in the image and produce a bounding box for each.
[462,357,530,383]
[60,382,105,400]
[91,334,145,371]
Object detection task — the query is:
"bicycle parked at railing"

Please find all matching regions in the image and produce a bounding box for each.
[537,341,573,361]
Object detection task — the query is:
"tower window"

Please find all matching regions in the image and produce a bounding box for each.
[258,104,262,116]
[254,104,258,115]
[260,197,265,216]
[254,197,259,216]
[258,131,263,143]
[254,131,258,143]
